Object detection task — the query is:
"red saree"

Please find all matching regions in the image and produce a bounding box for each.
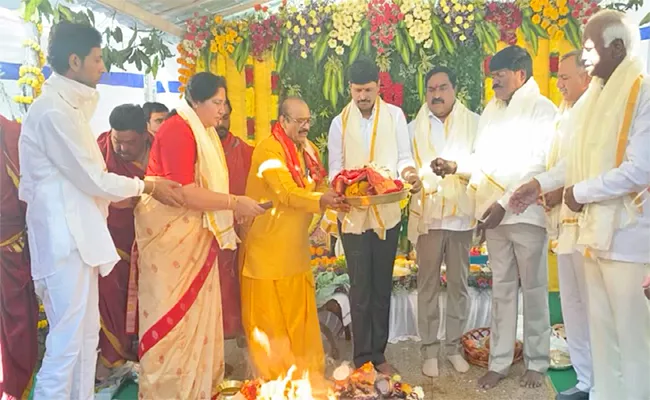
[96,131,151,367]
[219,132,253,338]
[0,115,38,399]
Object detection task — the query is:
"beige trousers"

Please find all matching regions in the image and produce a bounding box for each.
[416,229,472,359]
[486,223,550,374]
[582,255,650,400]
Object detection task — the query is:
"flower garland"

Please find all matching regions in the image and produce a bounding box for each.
[401,0,433,47]
[245,62,256,140]
[249,12,282,60]
[367,0,404,54]
[15,22,45,112]
[210,16,246,56]
[379,72,404,107]
[439,0,475,43]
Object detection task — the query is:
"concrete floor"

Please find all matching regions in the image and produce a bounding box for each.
[223,338,556,400]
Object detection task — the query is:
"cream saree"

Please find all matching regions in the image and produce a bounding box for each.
[134,195,224,399]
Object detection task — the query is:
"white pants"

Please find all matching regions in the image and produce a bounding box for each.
[557,252,593,394]
[33,251,100,400]
[582,255,650,400]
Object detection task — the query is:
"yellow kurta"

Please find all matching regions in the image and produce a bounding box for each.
[241,136,326,380]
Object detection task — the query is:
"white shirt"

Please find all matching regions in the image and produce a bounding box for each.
[408,110,479,231]
[470,91,557,228]
[327,102,415,181]
[19,74,144,279]
[536,79,650,263]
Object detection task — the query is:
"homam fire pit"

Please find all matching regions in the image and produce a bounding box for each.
[223,362,424,400]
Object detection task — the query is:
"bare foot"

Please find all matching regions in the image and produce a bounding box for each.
[520,370,544,388]
[375,362,399,376]
[477,371,505,390]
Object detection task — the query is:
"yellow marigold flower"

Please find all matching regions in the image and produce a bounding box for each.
[455,16,463,24]
[559,6,569,16]
[557,0,567,7]
[293,25,300,34]
[541,19,551,29]
[558,18,568,27]
[226,44,235,53]
[210,41,218,52]
[553,30,565,40]
[214,15,223,24]
[531,0,543,12]
[443,6,450,13]
[308,27,315,35]
[453,3,461,11]
[467,3,474,11]
[548,25,558,35]
[532,14,542,24]
[299,18,306,26]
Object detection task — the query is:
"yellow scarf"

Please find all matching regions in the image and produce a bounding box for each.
[408,100,477,244]
[558,57,645,254]
[338,98,401,239]
[176,102,238,250]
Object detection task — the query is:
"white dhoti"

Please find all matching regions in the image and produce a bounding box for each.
[557,251,593,394]
[486,223,550,374]
[582,255,650,400]
[33,250,100,400]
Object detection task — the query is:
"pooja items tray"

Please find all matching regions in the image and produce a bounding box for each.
[344,189,409,207]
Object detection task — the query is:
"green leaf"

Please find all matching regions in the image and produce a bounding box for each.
[150,56,160,78]
[23,0,43,22]
[86,9,95,26]
[37,0,53,21]
[640,11,650,26]
[112,27,123,43]
[127,28,138,48]
[57,5,73,21]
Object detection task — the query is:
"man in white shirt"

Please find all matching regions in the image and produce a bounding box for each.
[19,22,182,399]
[510,11,650,399]
[542,51,592,400]
[407,66,479,378]
[328,58,421,374]
[435,46,557,390]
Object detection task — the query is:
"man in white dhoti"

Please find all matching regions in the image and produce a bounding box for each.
[510,11,650,400]
[18,22,182,399]
[328,58,421,374]
[407,66,479,377]
[435,46,557,389]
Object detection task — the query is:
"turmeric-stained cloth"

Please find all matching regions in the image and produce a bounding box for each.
[134,114,225,399]
[0,115,38,399]
[241,122,326,380]
[220,132,253,338]
[96,131,151,367]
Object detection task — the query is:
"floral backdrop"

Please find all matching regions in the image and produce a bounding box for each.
[178,0,599,157]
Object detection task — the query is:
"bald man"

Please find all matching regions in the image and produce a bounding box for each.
[240,97,347,381]
[510,11,650,399]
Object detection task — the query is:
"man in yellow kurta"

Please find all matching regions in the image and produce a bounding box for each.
[241,97,347,380]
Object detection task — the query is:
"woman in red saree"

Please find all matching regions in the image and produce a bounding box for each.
[133,73,265,398]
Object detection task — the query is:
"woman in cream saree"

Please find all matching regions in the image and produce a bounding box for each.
[131,73,265,399]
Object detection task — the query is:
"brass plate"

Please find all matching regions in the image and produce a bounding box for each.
[345,190,409,207]
[216,380,243,396]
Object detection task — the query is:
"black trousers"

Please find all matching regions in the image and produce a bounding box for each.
[339,223,400,368]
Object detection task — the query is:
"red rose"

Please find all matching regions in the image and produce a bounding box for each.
[549,54,559,73]
[263,6,268,12]
[271,73,280,93]
[254,4,262,11]
[572,10,580,18]
[245,65,254,87]
[247,118,255,137]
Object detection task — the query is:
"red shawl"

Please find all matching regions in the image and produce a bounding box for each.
[270,122,326,188]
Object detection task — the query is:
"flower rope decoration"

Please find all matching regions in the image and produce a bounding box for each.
[178,14,210,93]
[16,19,44,115]
[550,51,560,78]
[245,63,256,140]
[485,2,522,45]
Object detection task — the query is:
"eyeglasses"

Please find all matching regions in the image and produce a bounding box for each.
[283,115,313,126]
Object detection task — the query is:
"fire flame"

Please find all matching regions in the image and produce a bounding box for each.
[246,328,338,400]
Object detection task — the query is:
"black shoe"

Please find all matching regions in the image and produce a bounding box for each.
[556,386,589,400]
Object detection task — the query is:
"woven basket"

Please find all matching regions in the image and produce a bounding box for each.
[461,327,524,368]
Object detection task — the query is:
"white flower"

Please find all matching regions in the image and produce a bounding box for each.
[328,38,337,48]
[424,39,433,49]
[335,46,344,55]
